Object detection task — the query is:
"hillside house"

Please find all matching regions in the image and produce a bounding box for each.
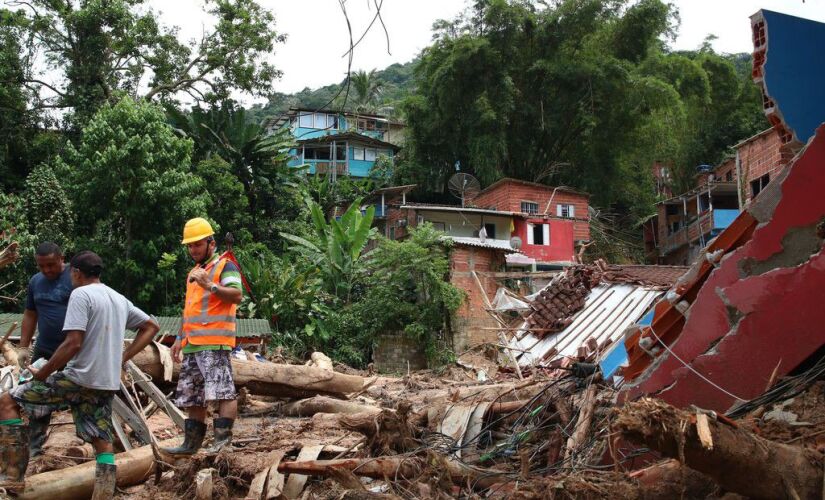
[471,178,591,266]
[266,108,403,179]
[646,128,795,265]
[370,179,591,350]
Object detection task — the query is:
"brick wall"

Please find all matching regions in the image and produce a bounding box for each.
[738,128,794,203]
[473,179,590,241]
[373,331,428,373]
[385,205,414,240]
[449,245,506,351]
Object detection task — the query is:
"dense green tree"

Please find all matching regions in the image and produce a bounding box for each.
[400,0,765,223]
[166,101,303,245]
[8,0,283,125]
[0,9,42,191]
[193,156,251,241]
[55,98,208,309]
[23,164,75,250]
[352,224,464,365]
[0,192,36,308]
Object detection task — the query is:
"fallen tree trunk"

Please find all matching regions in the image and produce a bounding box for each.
[19,438,178,500]
[280,396,380,418]
[616,398,824,500]
[277,456,505,489]
[278,457,421,481]
[132,347,366,399]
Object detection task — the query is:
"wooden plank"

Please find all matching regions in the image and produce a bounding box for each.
[283,445,324,499]
[111,412,133,451]
[125,360,185,430]
[112,395,152,446]
[471,271,523,380]
[462,402,491,463]
[476,271,562,279]
[437,405,476,458]
[265,452,286,500]
[246,450,285,500]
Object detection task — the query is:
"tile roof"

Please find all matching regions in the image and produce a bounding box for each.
[600,265,688,288]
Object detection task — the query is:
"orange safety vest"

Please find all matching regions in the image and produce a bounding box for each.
[181,257,237,348]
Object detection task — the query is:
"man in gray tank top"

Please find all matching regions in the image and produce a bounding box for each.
[0,251,160,498]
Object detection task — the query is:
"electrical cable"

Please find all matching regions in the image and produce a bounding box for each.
[646,323,748,402]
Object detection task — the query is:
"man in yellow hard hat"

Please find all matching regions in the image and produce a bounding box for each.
[163,218,243,455]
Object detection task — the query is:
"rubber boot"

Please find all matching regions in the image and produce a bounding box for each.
[28,413,50,459]
[90,463,116,500]
[0,424,29,491]
[160,419,206,455]
[204,417,233,454]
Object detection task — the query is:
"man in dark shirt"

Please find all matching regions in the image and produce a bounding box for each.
[17,241,73,458]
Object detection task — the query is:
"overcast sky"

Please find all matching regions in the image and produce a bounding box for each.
[147,0,825,96]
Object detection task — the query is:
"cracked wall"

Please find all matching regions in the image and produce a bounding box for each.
[622,125,825,413]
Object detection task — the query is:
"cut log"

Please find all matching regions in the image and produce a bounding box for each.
[132,346,366,398]
[280,396,380,418]
[18,438,178,500]
[616,398,825,500]
[1,322,20,371]
[305,352,333,371]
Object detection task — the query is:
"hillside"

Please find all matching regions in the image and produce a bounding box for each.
[246,59,416,124]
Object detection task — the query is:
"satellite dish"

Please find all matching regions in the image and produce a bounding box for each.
[448,173,481,207]
[510,236,522,250]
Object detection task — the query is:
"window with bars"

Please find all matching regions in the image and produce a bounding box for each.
[521,201,539,214]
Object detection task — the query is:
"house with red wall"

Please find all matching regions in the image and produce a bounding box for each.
[471,178,591,266]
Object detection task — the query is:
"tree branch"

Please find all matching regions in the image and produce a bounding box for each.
[22,78,67,97]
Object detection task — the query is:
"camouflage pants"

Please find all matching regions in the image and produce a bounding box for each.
[10,371,116,444]
[173,350,237,408]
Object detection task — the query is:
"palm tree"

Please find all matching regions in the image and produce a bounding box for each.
[350,69,384,113]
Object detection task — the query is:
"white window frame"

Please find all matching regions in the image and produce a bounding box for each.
[521,201,539,215]
[365,148,377,161]
[298,113,313,128]
[557,204,575,218]
[353,147,365,161]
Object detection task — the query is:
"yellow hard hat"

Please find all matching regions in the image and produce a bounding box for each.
[181,217,215,244]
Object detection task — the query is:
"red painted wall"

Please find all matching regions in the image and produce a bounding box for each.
[622,124,825,413]
[473,179,590,242]
[513,218,575,263]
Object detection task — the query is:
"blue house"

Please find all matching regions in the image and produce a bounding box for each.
[267,108,403,179]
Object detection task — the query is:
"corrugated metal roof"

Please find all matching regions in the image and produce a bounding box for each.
[445,236,522,253]
[509,284,664,367]
[0,313,271,341]
[402,204,520,217]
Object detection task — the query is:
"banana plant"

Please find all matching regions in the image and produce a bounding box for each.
[282,197,376,303]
